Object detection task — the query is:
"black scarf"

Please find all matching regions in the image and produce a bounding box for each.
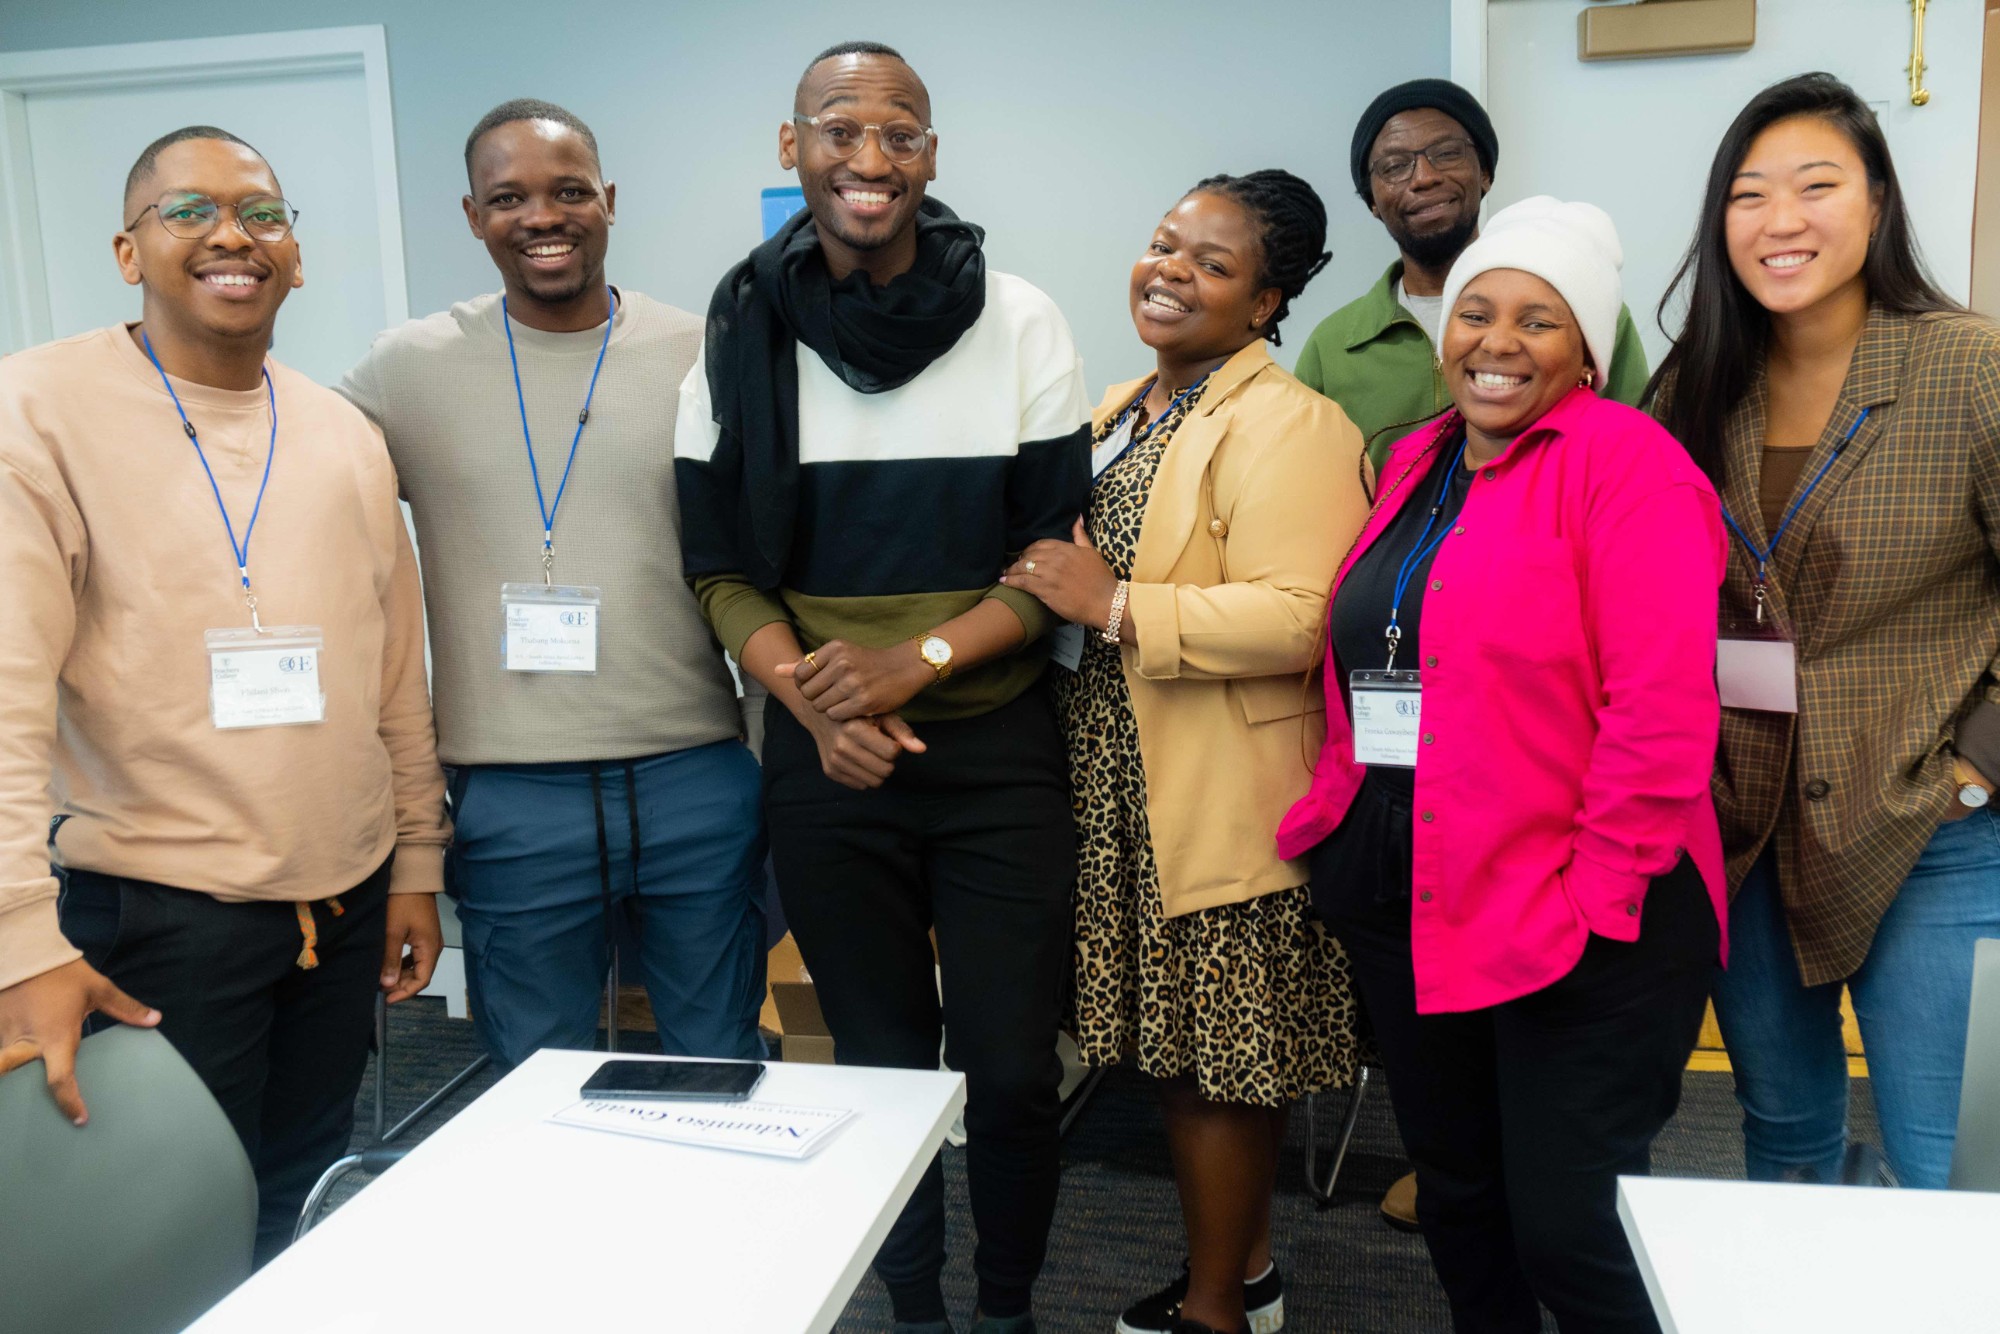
[684,197,987,590]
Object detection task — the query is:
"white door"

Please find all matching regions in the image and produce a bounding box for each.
[0,27,407,385]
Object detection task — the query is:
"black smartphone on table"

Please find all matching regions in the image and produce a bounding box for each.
[579,1058,766,1103]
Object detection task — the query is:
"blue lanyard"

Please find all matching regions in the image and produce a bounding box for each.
[1099,369,1214,476]
[503,286,616,584]
[141,331,278,631]
[1720,406,1871,623]
[1383,435,1470,670]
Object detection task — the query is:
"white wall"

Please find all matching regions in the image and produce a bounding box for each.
[0,0,1453,383]
[1484,0,1985,365]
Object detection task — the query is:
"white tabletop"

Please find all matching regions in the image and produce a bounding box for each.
[1618,1175,2000,1333]
[185,1051,966,1334]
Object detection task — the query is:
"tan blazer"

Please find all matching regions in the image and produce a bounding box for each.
[1101,341,1370,917]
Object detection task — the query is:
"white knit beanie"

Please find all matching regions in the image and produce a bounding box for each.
[1438,196,1624,381]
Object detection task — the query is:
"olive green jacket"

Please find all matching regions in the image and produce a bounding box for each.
[1295,259,1651,468]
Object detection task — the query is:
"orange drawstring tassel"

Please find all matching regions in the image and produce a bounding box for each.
[294,901,320,969]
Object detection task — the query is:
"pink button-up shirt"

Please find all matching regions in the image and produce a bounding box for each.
[1278,388,1729,1013]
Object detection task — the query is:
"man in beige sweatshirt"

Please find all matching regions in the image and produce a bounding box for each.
[0,126,449,1264]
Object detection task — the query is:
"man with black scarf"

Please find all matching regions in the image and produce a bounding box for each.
[674,40,1090,1334]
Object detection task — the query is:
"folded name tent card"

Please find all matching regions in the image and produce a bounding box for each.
[548,1097,857,1160]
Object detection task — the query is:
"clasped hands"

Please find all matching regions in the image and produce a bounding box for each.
[778,641,931,790]
[776,520,1119,791]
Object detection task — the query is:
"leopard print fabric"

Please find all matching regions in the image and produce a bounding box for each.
[1057,381,1359,1106]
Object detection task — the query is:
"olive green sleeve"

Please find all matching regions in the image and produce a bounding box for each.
[692,573,790,661]
[1604,305,1652,408]
[984,582,1057,644]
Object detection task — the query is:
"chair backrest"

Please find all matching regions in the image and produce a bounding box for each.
[1951,938,2000,1192]
[0,1025,256,1333]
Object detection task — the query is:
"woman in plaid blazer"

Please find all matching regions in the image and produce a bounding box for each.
[1650,73,2000,1191]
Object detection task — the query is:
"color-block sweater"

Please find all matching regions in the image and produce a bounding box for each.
[674,270,1092,721]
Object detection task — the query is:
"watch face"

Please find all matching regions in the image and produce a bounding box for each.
[921,636,952,666]
[1963,783,1992,809]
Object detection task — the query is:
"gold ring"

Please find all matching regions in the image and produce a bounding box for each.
[1024,560,1038,573]
[803,651,818,669]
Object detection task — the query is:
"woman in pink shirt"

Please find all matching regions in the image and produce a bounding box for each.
[1278,198,1727,1334]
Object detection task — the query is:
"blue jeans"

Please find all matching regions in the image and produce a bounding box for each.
[1711,806,2000,1188]
[446,740,767,1069]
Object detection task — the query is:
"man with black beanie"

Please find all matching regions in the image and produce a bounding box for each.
[1295,78,1649,471]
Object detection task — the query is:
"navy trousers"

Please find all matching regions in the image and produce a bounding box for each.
[446,739,767,1068]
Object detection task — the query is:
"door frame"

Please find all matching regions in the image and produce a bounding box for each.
[1452,0,1490,100]
[0,24,407,354]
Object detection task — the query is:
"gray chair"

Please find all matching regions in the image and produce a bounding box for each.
[1949,937,2000,1192]
[295,1145,408,1242]
[0,1025,255,1334]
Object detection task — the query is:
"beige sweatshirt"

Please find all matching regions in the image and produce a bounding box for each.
[0,325,449,991]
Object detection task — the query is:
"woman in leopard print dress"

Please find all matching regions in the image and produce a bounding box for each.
[1002,172,1370,1334]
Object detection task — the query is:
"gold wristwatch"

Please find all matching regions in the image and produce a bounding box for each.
[914,632,954,683]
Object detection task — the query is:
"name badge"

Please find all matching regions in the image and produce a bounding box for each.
[1349,669,1423,768]
[1717,622,1797,713]
[502,583,601,674]
[206,626,326,730]
[1091,417,1137,479]
[1048,623,1085,672]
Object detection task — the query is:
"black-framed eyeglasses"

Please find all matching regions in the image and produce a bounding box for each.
[792,115,935,164]
[125,192,300,243]
[1370,137,1478,186]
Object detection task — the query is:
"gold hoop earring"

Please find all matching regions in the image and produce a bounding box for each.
[1578,368,1595,389]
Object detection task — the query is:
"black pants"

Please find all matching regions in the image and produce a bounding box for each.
[764,685,1075,1322]
[59,859,390,1267]
[1312,788,1716,1334]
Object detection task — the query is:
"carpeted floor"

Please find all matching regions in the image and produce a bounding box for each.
[340,999,1879,1334]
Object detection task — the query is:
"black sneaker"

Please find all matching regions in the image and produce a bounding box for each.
[1115,1261,1284,1334]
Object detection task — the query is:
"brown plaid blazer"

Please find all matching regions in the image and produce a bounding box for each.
[1698,307,2000,985]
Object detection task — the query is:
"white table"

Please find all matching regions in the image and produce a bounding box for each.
[186,1051,966,1334]
[1618,1175,2000,1333]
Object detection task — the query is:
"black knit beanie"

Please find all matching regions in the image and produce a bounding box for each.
[1349,78,1498,202]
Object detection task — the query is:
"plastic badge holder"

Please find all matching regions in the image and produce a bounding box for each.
[1717,619,1798,713]
[205,626,326,730]
[502,583,601,674]
[1349,668,1424,768]
[1048,623,1086,672]
[1091,417,1136,479]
